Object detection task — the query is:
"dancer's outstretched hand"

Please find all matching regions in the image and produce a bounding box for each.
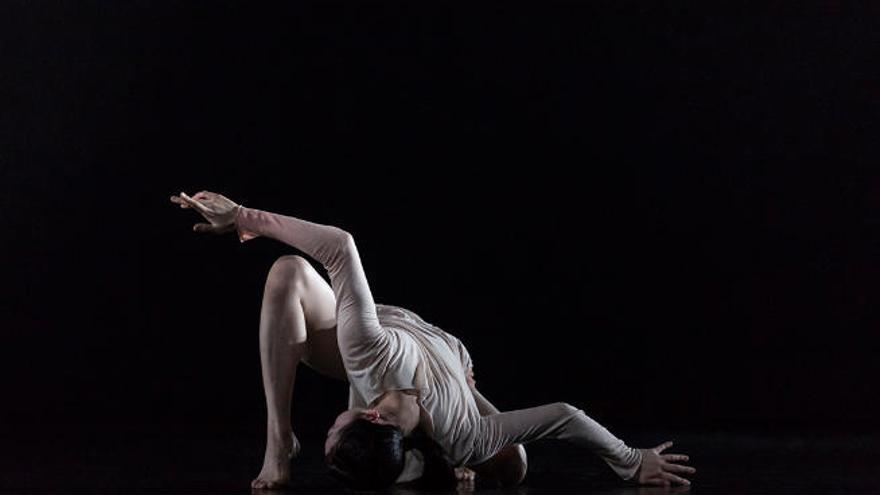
[170,190,240,235]
[635,441,695,487]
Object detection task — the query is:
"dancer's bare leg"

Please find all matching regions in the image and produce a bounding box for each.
[252,255,346,489]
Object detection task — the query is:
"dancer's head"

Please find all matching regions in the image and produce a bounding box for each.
[324,408,457,489]
[324,409,406,489]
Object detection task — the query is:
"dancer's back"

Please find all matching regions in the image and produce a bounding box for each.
[345,303,482,467]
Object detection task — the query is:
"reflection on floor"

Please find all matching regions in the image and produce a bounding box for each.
[3,425,878,494]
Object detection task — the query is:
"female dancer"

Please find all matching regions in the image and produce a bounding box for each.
[170,190,696,490]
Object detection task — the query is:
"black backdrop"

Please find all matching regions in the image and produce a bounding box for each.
[3,2,878,448]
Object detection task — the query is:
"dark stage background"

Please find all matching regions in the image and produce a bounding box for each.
[2,0,878,475]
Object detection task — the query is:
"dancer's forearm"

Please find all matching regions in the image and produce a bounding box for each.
[556,406,642,480]
[235,205,353,271]
[475,402,641,481]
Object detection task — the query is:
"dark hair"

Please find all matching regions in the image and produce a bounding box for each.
[325,418,456,490]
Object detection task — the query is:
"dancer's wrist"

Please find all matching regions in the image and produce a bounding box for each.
[233,204,243,223]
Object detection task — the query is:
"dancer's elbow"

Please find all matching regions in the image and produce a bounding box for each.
[337,229,356,252]
[553,402,580,417]
[323,226,354,250]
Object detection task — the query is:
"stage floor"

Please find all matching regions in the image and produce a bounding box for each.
[4,425,878,494]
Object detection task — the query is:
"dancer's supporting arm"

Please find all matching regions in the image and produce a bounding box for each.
[171,191,386,358]
[472,402,694,486]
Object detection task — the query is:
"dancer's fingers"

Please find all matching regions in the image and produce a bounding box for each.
[663,462,696,475]
[180,192,209,214]
[170,195,190,208]
[653,441,674,453]
[663,454,689,462]
[193,222,214,233]
[661,471,691,486]
[455,467,476,481]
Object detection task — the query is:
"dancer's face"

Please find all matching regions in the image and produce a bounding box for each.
[324,407,394,456]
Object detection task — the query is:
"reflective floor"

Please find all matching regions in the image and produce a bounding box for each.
[3,424,878,494]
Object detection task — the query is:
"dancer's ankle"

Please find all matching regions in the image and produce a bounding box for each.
[267,421,293,439]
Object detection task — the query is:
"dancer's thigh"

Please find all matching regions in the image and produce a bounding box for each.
[303,325,347,382]
[287,256,348,382]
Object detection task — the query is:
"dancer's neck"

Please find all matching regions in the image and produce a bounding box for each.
[372,390,422,435]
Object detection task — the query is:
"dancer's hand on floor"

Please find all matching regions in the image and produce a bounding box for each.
[635,441,695,487]
[170,190,240,235]
[454,466,476,482]
[454,466,476,492]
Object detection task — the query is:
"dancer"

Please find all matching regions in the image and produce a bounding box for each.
[170,190,696,490]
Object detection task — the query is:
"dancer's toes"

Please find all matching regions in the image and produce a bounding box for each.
[251,475,289,490]
[252,467,291,490]
[252,434,296,490]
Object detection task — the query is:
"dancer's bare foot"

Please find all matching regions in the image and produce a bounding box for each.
[251,431,301,489]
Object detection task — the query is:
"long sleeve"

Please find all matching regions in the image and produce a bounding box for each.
[470,387,501,416]
[471,402,642,481]
[234,205,387,358]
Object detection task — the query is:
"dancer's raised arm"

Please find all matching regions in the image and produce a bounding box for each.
[170,190,386,358]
